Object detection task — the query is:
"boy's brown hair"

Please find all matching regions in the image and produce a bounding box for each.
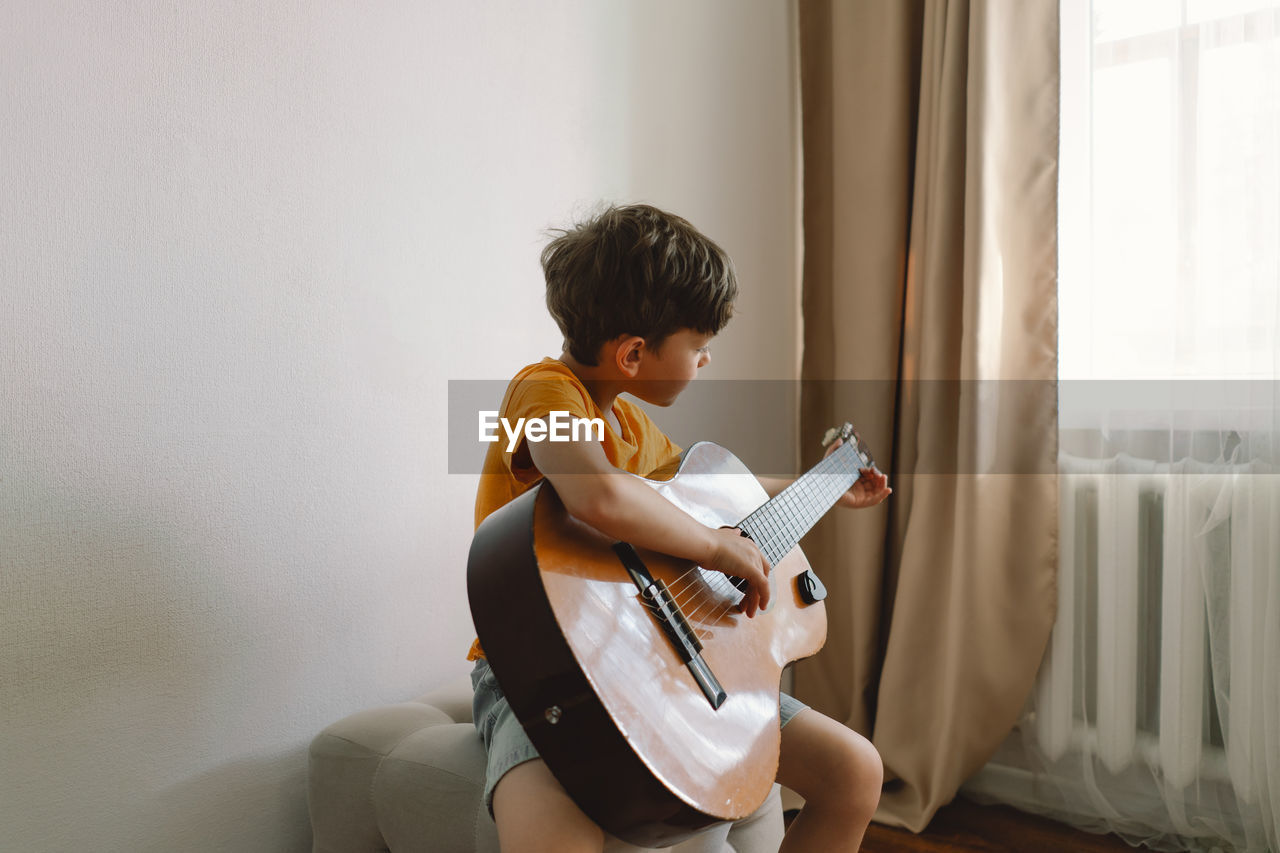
[541,203,737,365]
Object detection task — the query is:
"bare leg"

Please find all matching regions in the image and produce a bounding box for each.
[775,708,883,852]
[492,758,605,853]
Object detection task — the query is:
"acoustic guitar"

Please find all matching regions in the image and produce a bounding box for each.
[467,423,875,847]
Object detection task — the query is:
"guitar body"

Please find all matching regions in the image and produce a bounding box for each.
[467,441,828,847]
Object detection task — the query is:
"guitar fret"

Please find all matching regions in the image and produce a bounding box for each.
[741,441,866,566]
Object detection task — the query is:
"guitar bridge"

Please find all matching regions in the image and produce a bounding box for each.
[612,543,727,710]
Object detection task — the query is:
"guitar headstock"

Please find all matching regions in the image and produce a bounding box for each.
[821,422,876,469]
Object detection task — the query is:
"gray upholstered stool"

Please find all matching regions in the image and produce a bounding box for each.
[308,676,785,853]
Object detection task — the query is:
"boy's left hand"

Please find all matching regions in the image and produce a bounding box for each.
[825,438,892,509]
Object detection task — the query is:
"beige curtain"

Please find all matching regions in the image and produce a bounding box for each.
[795,0,1060,831]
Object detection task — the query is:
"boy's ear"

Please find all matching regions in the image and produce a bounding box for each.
[612,335,646,377]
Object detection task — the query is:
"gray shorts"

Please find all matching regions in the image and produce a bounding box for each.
[470,658,808,815]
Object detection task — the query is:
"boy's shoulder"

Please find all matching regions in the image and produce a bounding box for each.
[508,357,575,384]
[505,358,583,401]
[502,358,595,418]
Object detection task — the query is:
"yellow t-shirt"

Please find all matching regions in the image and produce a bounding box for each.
[468,358,684,660]
[473,358,683,527]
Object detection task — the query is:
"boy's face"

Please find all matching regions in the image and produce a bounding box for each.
[630,328,713,406]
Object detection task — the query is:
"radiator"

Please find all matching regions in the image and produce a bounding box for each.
[1034,453,1273,796]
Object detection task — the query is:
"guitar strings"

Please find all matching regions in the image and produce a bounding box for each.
[651,441,868,642]
[664,572,740,640]
[670,573,735,622]
[668,468,828,620]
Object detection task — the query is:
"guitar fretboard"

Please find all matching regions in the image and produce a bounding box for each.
[737,440,867,566]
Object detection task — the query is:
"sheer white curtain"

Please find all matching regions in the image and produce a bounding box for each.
[966,2,1280,851]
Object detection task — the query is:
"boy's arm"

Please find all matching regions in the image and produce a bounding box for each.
[527,436,773,616]
[756,476,792,498]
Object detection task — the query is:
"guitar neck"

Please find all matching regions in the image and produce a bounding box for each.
[737,440,867,566]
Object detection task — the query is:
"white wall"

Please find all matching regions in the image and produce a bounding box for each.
[0,2,798,850]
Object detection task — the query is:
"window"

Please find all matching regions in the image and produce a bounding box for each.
[1059,0,1279,383]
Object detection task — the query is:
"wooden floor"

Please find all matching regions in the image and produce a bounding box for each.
[860,798,1133,852]
[814,797,1136,852]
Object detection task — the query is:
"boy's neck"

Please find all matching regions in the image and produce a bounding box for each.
[557,351,623,428]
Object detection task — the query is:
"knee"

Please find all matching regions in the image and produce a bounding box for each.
[823,729,884,819]
[853,732,884,815]
[780,712,884,823]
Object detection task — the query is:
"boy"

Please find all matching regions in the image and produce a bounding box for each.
[469,203,890,853]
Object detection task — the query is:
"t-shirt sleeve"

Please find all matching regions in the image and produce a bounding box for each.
[500,373,596,483]
[624,402,685,480]
[648,427,684,478]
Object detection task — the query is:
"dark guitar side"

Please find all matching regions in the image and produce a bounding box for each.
[467,441,828,847]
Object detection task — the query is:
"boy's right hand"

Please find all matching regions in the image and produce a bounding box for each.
[704,527,772,617]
